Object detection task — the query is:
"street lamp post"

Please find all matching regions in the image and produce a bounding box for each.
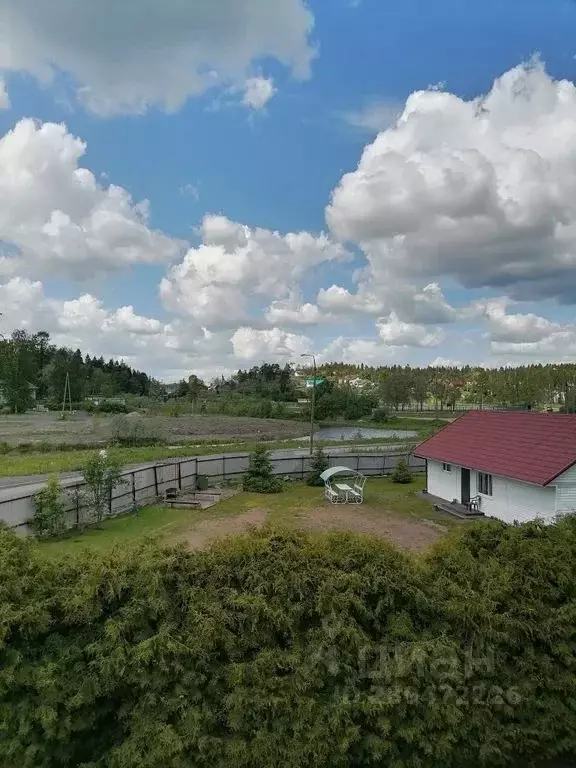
[301,353,317,456]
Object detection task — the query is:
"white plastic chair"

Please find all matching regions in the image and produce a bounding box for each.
[348,475,366,504]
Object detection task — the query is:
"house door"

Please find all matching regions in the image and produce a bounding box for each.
[461,468,470,505]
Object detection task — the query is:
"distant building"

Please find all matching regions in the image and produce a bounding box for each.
[86,396,126,407]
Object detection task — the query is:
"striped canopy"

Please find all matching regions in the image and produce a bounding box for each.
[319,466,362,482]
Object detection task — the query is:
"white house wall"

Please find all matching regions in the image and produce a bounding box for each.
[427,459,556,524]
[552,463,576,515]
[427,460,460,502]
[474,474,556,524]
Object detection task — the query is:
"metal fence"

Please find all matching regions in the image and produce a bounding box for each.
[1,451,425,533]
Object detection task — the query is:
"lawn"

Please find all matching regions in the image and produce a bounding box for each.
[39,476,461,559]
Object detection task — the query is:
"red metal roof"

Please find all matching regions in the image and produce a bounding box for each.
[414,411,576,486]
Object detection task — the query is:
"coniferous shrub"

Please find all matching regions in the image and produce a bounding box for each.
[391,457,413,484]
[242,444,283,493]
[2,518,576,766]
[307,447,329,486]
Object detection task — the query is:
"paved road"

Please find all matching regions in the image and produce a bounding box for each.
[0,442,414,501]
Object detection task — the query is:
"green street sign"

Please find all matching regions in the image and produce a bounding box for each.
[305,378,324,387]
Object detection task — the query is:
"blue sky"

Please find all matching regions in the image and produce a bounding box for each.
[1,0,576,380]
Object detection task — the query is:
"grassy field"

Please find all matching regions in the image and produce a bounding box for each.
[38,476,459,559]
[0,437,421,477]
[0,414,433,477]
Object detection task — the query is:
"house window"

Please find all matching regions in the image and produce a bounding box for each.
[442,463,452,472]
[478,472,493,496]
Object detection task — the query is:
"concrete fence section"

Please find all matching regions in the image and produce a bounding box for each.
[0,451,425,534]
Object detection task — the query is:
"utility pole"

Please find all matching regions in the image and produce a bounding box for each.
[301,353,317,456]
[61,371,72,416]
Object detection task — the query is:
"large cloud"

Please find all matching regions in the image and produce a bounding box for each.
[0,277,234,381]
[327,60,576,304]
[317,281,457,324]
[376,312,445,347]
[231,326,311,360]
[0,0,314,115]
[160,214,348,327]
[0,119,183,280]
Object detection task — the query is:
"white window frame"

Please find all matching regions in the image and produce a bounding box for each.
[478,472,493,496]
[442,462,452,472]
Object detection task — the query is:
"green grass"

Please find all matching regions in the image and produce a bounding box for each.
[38,475,456,559]
[0,435,422,478]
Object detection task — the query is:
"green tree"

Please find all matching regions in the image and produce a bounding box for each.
[391,457,413,484]
[307,447,329,486]
[83,450,123,524]
[242,444,283,493]
[30,476,67,537]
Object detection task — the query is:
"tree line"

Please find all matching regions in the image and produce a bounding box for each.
[1,518,575,766]
[0,330,153,412]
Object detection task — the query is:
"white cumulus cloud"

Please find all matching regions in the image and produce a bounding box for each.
[231,326,311,360]
[0,119,183,280]
[0,0,315,115]
[327,60,576,304]
[160,214,348,328]
[243,76,277,110]
[376,312,445,347]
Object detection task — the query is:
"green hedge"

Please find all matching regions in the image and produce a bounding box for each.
[1,518,576,767]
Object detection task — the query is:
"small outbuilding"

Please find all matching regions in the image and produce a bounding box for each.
[414,411,576,524]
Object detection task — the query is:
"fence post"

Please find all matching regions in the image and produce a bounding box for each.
[223,456,227,482]
[131,472,136,505]
[382,455,386,476]
[153,465,159,497]
[301,456,305,480]
[108,485,113,517]
[177,461,182,491]
[356,455,360,472]
[75,487,80,527]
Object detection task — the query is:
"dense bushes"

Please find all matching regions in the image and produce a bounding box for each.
[2,519,576,766]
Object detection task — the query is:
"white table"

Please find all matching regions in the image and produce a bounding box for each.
[335,482,353,502]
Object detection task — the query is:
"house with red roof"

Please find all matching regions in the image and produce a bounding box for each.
[414,411,576,524]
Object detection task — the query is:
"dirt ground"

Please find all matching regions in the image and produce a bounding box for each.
[294,505,446,553]
[184,508,269,550]
[0,412,307,446]
[181,504,446,554]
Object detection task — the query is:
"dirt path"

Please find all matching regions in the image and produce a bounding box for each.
[181,504,446,554]
[294,505,446,553]
[183,508,268,550]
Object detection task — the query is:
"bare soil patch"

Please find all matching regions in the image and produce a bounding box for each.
[294,505,446,553]
[0,412,307,446]
[184,508,268,550]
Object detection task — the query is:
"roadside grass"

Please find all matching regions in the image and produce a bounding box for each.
[38,475,456,558]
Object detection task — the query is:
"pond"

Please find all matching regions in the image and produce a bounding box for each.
[313,426,418,441]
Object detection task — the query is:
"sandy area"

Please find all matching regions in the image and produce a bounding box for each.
[293,505,446,553]
[183,508,268,550]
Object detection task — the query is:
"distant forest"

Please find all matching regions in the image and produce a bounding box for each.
[3,328,576,414]
[0,330,154,411]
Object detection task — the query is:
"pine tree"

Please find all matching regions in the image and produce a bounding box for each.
[243,444,283,493]
[307,447,329,486]
[391,457,413,484]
